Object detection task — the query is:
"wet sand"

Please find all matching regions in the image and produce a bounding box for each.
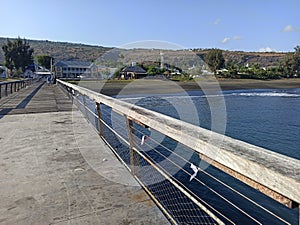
[77,78,300,96]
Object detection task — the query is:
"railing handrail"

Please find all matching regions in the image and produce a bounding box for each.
[57,79,300,207]
[0,78,31,85]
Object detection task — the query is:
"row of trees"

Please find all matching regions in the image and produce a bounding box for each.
[204,46,300,79]
[1,37,299,79]
[1,37,54,77]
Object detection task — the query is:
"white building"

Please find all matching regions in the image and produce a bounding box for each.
[54,61,98,78]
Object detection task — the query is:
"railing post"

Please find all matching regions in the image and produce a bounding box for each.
[82,95,89,119]
[5,83,8,96]
[125,116,140,176]
[125,117,136,174]
[96,102,104,137]
[66,87,73,100]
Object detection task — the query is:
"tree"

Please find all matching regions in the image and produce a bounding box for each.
[37,55,54,69]
[2,37,34,75]
[283,53,295,76]
[283,45,300,77]
[294,45,300,77]
[146,65,159,75]
[204,49,225,74]
[2,39,15,72]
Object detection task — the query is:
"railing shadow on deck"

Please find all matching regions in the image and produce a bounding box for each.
[0,79,37,119]
[0,79,33,99]
[57,79,300,225]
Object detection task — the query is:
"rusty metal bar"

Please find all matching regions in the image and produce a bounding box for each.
[127,116,148,128]
[199,153,298,209]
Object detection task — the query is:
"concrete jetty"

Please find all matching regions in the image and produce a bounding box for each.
[0,81,169,225]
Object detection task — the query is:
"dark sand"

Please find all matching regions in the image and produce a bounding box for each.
[77,78,300,96]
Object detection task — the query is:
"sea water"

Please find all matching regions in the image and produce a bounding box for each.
[120,88,300,160]
[82,87,299,224]
[116,87,300,224]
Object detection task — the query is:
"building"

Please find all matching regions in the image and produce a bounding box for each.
[25,64,51,78]
[0,66,7,78]
[54,61,98,78]
[120,65,147,79]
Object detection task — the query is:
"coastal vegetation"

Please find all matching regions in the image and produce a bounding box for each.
[200,47,300,80]
[0,37,299,80]
[37,55,54,69]
[1,37,34,76]
[204,48,225,74]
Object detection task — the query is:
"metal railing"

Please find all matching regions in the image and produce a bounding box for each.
[0,79,33,99]
[58,79,300,225]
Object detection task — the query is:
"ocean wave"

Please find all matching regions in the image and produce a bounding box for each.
[118,91,300,101]
[230,92,300,97]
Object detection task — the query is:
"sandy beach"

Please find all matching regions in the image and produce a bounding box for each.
[77,78,300,96]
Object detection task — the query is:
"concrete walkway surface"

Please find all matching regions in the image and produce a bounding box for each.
[0,81,169,225]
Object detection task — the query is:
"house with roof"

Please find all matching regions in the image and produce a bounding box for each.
[120,65,147,79]
[0,66,7,78]
[54,60,97,78]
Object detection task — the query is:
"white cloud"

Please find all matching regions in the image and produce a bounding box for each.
[213,18,221,25]
[282,25,300,32]
[221,37,231,44]
[259,47,277,52]
[221,36,242,44]
[232,36,242,40]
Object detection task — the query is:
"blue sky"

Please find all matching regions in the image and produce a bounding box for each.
[0,0,299,52]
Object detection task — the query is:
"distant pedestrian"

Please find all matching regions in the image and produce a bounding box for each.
[51,74,56,84]
[47,76,51,85]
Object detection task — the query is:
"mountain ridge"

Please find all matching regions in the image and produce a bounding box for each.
[0,37,286,67]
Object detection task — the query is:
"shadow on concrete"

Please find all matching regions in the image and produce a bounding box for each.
[0,82,45,119]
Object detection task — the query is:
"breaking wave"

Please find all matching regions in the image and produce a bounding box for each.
[118,90,300,102]
[230,92,300,97]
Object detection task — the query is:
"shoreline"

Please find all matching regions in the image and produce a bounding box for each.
[218,78,300,90]
[77,78,300,96]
